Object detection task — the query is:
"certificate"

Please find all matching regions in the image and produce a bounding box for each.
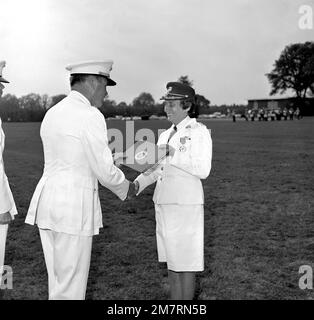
[120,140,169,174]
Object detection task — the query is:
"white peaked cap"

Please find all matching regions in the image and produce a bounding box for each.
[0,60,9,83]
[66,60,116,86]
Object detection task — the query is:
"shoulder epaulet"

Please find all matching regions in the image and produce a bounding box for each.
[197,122,206,128]
[200,123,211,134]
[186,121,204,129]
[188,121,211,136]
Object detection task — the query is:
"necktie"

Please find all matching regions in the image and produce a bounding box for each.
[167,125,177,143]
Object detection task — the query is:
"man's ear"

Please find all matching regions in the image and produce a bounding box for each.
[85,75,97,92]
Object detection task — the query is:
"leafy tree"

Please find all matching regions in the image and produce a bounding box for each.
[0,94,19,112]
[18,93,49,121]
[196,94,210,108]
[178,76,211,118]
[116,101,128,116]
[40,94,51,109]
[50,94,67,108]
[19,93,43,110]
[266,42,314,100]
[0,94,19,121]
[155,102,166,117]
[132,92,155,116]
[99,99,117,118]
[306,53,314,96]
[197,94,211,115]
[178,75,193,86]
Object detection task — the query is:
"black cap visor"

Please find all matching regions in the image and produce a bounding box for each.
[104,76,116,86]
[160,93,190,101]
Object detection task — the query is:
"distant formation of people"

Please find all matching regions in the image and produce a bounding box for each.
[239,107,302,122]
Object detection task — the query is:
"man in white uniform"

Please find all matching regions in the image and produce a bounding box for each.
[134,82,212,300]
[25,60,136,300]
[0,61,18,284]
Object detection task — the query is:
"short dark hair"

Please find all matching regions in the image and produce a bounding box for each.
[181,100,193,110]
[70,74,91,87]
[181,99,198,118]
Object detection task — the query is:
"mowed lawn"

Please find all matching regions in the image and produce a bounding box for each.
[1,118,314,300]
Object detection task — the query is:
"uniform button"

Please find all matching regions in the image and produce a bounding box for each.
[161,167,164,171]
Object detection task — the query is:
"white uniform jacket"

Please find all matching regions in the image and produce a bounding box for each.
[0,117,18,217]
[135,117,212,204]
[25,91,129,236]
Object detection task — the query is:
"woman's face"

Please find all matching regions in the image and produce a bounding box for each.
[164,99,189,125]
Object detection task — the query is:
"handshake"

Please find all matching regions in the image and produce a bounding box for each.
[126,180,139,200]
[112,153,139,201]
[112,144,175,202]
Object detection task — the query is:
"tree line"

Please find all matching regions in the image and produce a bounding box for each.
[0,90,216,122]
[0,75,215,122]
[1,41,313,122]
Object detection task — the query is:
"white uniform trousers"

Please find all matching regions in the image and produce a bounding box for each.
[39,228,93,300]
[0,224,8,284]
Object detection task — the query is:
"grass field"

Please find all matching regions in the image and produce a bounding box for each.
[1,117,314,300]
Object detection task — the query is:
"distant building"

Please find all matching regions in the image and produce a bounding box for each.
[248,98,294,110]
[247,97,314,116]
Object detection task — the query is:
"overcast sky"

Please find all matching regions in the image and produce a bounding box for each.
[0,0,313,105]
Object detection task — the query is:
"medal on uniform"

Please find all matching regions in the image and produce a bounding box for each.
[180,137,187,144]
[179,136,190,152]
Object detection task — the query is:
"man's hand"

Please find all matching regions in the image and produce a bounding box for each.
[126,181,138,200]
[113,152,126,168]
[0,212,12,225]
[158,144,175,157]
